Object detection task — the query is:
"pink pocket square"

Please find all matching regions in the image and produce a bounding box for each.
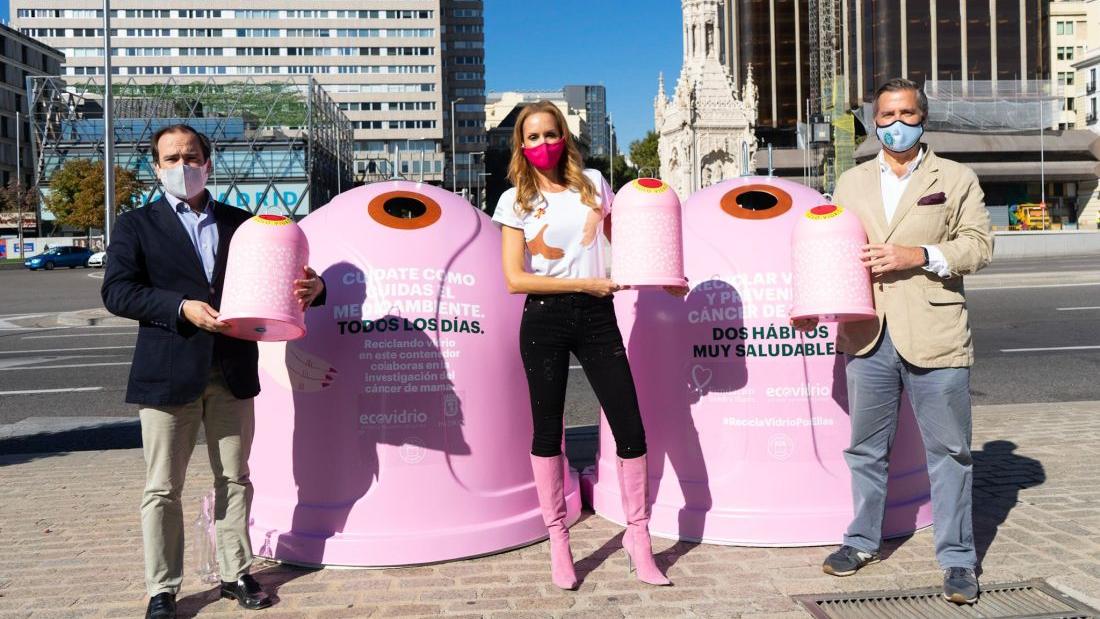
[917,192,947,205]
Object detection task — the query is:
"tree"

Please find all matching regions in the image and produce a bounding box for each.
[0,180,39,222]
[45,158,143,231]
[586,154,637,192]
[629,131,660,177]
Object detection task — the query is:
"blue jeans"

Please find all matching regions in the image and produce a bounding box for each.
[842,328,977,569]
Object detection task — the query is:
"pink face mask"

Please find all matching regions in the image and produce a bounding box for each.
[523,140,566,171]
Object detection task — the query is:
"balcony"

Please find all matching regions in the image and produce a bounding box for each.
[1087,112,1097,125]
[1088,81,1097,94]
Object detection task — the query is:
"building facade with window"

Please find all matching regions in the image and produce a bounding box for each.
[563,85,608,157]
[0,23,63,191]
[11,1,485,190]
[1051,1,1088,128]
[722,0,1051,137]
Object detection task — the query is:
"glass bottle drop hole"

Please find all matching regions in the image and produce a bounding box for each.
[736,191,778,211]
[383,196,427,219]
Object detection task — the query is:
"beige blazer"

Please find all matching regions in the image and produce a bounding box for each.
[832,148,994,368]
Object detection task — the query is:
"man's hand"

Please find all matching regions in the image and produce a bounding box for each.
[791,317,819,333]
[861,243,925,276]
[294,266,324,311]
[182,300,228,332]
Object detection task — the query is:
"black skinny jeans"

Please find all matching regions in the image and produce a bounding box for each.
[519,293,647,460]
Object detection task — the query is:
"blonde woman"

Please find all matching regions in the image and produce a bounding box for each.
[492,101,681,590]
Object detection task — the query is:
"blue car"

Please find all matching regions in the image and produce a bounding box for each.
[24,246,94,270]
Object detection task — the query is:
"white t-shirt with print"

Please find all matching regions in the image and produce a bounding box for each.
[492,169,614,280]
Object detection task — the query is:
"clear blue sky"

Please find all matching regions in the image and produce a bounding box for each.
[484,0,683,151]
[0,1,683,148]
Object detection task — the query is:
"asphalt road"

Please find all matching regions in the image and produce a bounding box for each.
[0,255,1097,451]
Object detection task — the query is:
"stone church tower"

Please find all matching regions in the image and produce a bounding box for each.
[656,0,758,199]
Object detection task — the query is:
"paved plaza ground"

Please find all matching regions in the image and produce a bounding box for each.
[1,401,1099,618]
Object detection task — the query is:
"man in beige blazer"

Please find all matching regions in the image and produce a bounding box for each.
[794,78,993,605]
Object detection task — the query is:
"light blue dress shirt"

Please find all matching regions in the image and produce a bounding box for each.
[165,191,219,283]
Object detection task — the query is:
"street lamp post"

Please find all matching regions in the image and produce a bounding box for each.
[1040,90,1047,231]
[477,172,491,211]
[451,97,465,193]
[607,112,614,189]
[103,0,115,248]
[468,151,483,205]
[16,110,24,259]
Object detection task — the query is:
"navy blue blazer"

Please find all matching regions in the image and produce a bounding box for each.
[102,196,323,406]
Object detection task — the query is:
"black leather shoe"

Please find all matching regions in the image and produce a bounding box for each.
[220,574,273,610]
[145,592,176,619]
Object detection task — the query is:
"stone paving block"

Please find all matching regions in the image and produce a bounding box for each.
[373,602,443,617]
[315,607,378,619]
[3,402,1100,616]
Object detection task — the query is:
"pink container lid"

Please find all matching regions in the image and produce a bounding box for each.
[611,178,687,287]
[586,177,932,546]
[790,204,876,323]
[248,181,581,567]
[219,214,309,342]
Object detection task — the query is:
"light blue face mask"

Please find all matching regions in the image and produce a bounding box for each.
[876,120,924,153]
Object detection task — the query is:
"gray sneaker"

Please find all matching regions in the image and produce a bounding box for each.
[822,545,880,576]
[943,567,979,604]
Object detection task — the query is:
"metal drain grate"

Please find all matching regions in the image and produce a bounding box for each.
[794,579,1100,619]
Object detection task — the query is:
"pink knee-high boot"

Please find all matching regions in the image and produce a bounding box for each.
[530,454,578,590]
[617,456,671,586]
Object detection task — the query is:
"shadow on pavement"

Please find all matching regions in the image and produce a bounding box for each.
[972,439,1045,567]
[0,419,141,460]
[175,563,320,618]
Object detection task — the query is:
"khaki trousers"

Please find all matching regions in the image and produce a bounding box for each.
[139,368,255,596]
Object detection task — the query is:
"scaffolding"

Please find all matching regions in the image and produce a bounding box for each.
[922,80,1063,132]
[27,75,353,224]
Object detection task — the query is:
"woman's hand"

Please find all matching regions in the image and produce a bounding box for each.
[584,278,622,298]
[663,280,690,297]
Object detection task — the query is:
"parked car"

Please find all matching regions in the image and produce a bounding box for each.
[24,246,94,270]
[87,251,107,268]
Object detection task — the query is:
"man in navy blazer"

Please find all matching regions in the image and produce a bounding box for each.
[102,124,325,619]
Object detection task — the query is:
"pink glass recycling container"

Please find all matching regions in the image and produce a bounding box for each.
[219,214,309,342]
[585,177,933,546]
[611,178,687,287]
[248,181,581,567]
[790,204,876,322]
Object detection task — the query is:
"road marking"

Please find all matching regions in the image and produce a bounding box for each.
[0,362,131,371]
[1056,306,1100,311]
[0,345,135,355]
[0,387,105,396]
[1000,345,1100,353]
[22,331,136,340]
[969,282,1100,291]
[87,272,104,279]
[569,365,582,370]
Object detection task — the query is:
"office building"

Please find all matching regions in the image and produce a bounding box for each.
[11,1,486,190]
[722,0,1051,134]
[0,23,63,189]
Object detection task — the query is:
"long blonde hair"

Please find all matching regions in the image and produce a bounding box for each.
[507,100,598,216]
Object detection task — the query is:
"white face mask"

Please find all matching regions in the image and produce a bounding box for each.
[158,163,210,200]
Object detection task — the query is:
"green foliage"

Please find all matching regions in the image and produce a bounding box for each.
[629,131,660,176]
[45,159,143,230]
[586,154,638,192]
[83,81,309,127]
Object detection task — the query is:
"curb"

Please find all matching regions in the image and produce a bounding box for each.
[56,308,133,327]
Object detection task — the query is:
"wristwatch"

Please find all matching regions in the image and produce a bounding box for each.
[920,246,930,267]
